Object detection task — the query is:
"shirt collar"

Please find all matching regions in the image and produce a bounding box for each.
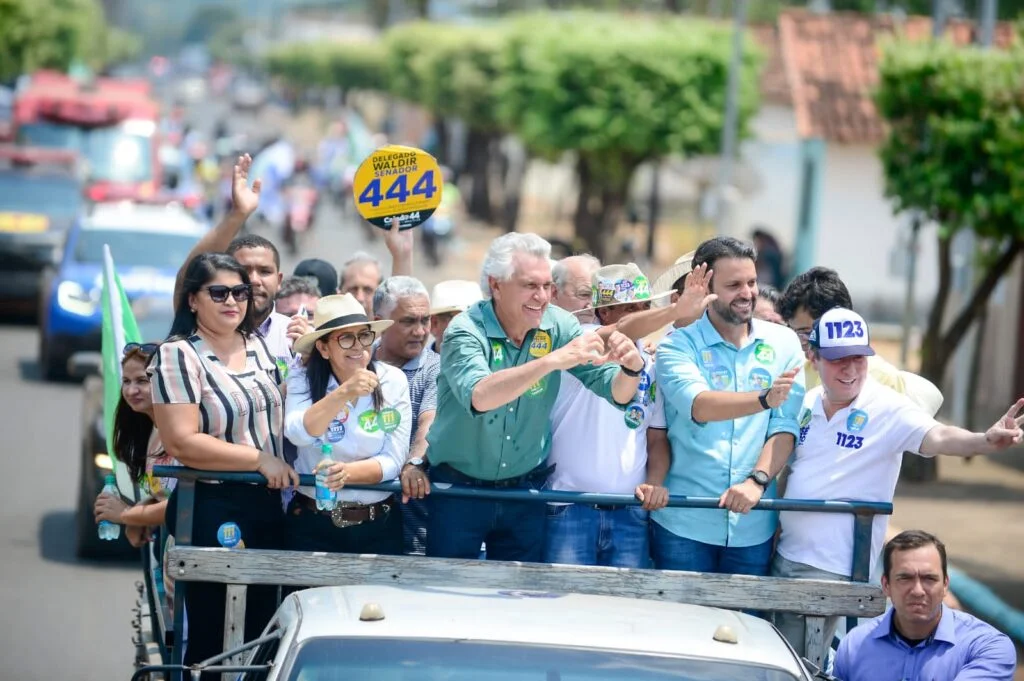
[257,313,273,337]
[695,311,762,350]
[876,605,955,645]
[478,299,553,341]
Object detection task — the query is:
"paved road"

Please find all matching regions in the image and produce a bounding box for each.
[0,159,415,681]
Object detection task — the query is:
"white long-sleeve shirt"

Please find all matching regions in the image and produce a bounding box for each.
[284,361,412,504]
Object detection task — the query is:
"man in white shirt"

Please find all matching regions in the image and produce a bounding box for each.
[544,263,673,568]
[770,307,1024,659]
[550,254,600,323]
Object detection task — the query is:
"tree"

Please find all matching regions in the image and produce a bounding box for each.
[386,22,509,222]
[498,11,760,260]
[0,0,136,82]
[182,5,239,45]
[876,41,1024,393]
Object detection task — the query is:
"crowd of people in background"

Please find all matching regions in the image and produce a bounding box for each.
[95,153,1022,679]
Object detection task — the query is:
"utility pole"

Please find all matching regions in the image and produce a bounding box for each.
[715,0,747,234]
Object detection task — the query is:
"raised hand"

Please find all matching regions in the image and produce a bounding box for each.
[673,262,717,325]
[984,397,1024,449]
[232,153,262,217]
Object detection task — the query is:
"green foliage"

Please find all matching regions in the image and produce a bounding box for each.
[498,11,760,181]
[0,0,139,82]
[385,21,508,131]
[876,40,1024,241]
[266,40,388,92]
[182,5,239,46]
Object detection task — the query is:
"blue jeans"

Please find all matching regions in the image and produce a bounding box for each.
[650,521,773,576]
[543,503,652,568]
[426,464,550,562]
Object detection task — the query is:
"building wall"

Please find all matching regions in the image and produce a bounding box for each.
[737,105,940,325]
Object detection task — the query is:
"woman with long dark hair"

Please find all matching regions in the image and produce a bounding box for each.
[93,343,174,541]
[284,293,410,555]
[151,252,298,671]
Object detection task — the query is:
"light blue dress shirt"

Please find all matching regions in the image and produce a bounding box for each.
[834,606,1017,681]
[653,313,805,547]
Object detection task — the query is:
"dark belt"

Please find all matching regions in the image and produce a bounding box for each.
[434,463,555,489]
[591,504,630,511]
[296,494,393,528]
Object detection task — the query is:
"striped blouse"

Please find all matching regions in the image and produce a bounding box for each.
[151,334,284,460]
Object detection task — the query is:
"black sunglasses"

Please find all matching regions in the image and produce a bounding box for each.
[124,342,159,357]
[205,284,252,303]
[334,329,376,350]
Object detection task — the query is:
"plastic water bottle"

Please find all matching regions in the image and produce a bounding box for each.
[217,522,245,550]
[315,442,338,511]
[98,474,121,541]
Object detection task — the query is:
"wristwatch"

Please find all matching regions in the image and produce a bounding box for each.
[748,470,771,489]
[758,388,772,410]
[405,457,427,470]
[620,363,643,378]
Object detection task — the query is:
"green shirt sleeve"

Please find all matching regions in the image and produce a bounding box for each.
[440,322,491,416]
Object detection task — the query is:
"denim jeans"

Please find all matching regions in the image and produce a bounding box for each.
[426,464,550,562]
[542,503,652,568]
[650,521,773,576]
[771,552,848,661]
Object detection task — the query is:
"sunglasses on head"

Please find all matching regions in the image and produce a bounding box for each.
[124,342,159,357]
[205,284,252,303]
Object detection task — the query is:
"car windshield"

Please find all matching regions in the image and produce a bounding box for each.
[18,122,153,184]
[74,228,198,270]
[285,639,801,681]
[0,171,81,221]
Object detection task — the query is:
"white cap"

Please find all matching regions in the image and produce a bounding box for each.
[809,307,875,360]
[430,280,483,316]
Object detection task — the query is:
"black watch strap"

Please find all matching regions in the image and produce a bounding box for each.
[758,388,771,410]
[748,470,771,488]
[620,364,642,378]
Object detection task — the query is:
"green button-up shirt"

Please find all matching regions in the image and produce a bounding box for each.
[427,299,623,481]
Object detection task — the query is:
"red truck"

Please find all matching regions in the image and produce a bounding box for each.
[12,70,162,201]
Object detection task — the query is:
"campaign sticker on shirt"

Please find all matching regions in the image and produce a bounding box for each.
[624,404,646,430]
[700,349,715,369]
[847,409,869,433]
[709,365,733,390]
[275,357,289,381]
[338,406,350,424]
[379,407,402,433]
[491,341,504,366]
[326,419,346,442]
[798,408,812,428]
[529,331,552,358]
[358,410,381,433]
[637,370,651,394]
[748,367,772,391]
[648,382,657,404]
[754,342,776,365]
[527,377,547,397]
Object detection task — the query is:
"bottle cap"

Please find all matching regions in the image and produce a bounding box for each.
[104,474,116,485]
[217,522,243,548]
[321,442,332,455]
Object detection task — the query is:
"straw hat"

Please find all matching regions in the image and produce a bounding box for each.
[586,263,673,311]
[430,280,483,316]
[651,250,696,298]
[293,294,393,355]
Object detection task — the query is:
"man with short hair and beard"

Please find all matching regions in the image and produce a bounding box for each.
[835,531,1017,680]
[226,234,294,361]
[653,236,805,577]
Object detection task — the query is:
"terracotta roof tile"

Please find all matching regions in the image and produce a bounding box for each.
[778,10,1017,144]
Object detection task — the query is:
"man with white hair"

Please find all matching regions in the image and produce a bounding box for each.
[428,279,483,354]
[372,276,440,556]
[551,254,600,323]
[426,233,646,562]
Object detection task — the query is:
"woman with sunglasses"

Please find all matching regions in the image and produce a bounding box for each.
[284,294,411,555]
[151,252,299,671]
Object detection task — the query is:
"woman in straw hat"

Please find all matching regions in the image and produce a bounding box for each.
[283,293,411,554]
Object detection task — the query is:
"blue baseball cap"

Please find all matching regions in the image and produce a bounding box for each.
[809,307,876,361]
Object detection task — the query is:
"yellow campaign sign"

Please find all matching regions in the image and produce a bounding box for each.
[351,145,443,230]
[0,212,48,233]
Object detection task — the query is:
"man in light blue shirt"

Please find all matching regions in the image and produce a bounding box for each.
[653,236,805,576]
[835,530,1016,680]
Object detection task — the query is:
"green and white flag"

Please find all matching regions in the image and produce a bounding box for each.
[101,245,141,497]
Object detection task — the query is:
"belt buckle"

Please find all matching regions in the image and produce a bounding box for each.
[330,502,362,529]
